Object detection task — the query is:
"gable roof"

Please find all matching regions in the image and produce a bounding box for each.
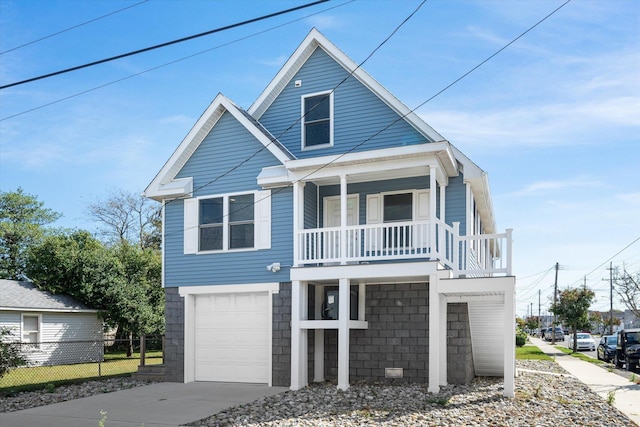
[0,280,98,313]
[248,28,445,143]
[144,93,295,201]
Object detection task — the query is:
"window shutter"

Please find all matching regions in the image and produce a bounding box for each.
[255,190,271,249]
[183,198,198,254]
[415,190,430,221]
[366,194,382,224]
[414,190,430,249]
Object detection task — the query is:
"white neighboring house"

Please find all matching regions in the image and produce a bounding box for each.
[0,279,104,366]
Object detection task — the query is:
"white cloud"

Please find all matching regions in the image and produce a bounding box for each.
[305,14,342,30]
[512,177,604,196]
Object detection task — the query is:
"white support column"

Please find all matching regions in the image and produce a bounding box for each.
[503,290,516,397]
[340,175,347,265]
[290,280,308,390]
[337,277,350,390]
[313,285,325,382]
[293,181,305,267]
[428,274,440,394]
[429,167,437,257]
[465,181,472,237]
[439,293,447,386]
[439,184,446,222]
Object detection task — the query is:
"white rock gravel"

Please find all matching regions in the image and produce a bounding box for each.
[1,361,635,426]
[0,377,154,413]
[189,360,634,427]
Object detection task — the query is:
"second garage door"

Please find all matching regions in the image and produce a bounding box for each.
[194,292,270,383]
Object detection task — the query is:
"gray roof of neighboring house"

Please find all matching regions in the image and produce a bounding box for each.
[0,279,97,312]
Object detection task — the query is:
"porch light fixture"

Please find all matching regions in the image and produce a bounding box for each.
[266,262,281,272]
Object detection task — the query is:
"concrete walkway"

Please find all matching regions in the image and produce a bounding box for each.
[530,337,640,426]
[0,382,288,427]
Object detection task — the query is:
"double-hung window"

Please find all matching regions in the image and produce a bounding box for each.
[302,92,333,149]
[22,314,41,343]
[199,193,254,251]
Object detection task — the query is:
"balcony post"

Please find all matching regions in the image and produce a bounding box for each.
[506,228,513,276]
[340,175,347,265]
[429,167,437,257]
[293,181,305,267]
[337,277,350,390]
[452,222,460,277]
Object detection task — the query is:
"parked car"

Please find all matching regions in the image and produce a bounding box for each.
[615,328,640,371]
[567,333,596,351]
[546,326,564,342]
[597,335,617,362]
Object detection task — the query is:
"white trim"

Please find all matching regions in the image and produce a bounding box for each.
[144,94,292,201]
[178,283,280,297]
[185,190,269,254]
[301,90,334,151]
[2,307,98,313]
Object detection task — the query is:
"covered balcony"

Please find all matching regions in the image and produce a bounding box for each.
[295,219,512,277]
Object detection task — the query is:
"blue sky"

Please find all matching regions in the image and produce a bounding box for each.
[1,0,638,318]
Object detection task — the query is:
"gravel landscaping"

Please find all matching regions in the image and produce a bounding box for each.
[1,360,636,426]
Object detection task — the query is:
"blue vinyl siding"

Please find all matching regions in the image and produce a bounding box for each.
[165,111,293,287]
[444,175,467,235]
[303,182,317,229]
[164,189,292,287]
[176,111,280,195]
[259,47,429,159]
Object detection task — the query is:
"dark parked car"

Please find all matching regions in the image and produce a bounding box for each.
[614,328,640,371]
[597,335,617,362]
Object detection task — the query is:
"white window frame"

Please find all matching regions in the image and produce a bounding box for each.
[301,91,334,150]
[184,190,271,254]
[21,313,42,344]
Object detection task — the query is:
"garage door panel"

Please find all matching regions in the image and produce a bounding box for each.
[194,291,270,383]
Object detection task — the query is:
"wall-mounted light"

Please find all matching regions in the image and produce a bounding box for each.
[266,262,281,273]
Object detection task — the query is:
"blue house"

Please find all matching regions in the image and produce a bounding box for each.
[144,29,516,397]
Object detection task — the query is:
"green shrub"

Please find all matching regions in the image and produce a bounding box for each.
[516,334,526,347]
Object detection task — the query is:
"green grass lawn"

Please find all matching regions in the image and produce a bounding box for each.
[516,344,553,360]
[554,345,604,365]
[0,350,162,391]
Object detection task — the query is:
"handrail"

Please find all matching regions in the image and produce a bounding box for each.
[296,221,512,277]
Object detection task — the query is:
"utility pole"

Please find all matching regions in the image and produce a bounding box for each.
[538,289,541,336]
[608,262,614,335]
[552,262,559,344]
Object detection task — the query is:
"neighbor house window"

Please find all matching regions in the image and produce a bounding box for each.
[22,314,40,343]
[199,193,254,251]
[302,92,333,149]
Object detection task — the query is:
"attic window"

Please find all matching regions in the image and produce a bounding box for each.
[302,92,333,149]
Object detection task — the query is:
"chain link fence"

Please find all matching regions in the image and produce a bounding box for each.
[0,335,163,390]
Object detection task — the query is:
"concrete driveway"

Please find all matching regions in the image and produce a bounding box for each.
[0,382,288,427]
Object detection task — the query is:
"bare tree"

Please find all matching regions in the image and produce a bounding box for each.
[614,267,640,318]
[87,189,160,249]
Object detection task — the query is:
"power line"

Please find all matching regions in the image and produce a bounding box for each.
[568,236,640,287]
[0,0,149,55]
[1,0,356,121]
[170,0,568,239]
[170,0,429,213]
[0,0,329,90]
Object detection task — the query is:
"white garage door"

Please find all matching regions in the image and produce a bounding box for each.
[194,292,270,383]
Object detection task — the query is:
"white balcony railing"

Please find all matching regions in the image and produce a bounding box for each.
[295,220,512,278]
